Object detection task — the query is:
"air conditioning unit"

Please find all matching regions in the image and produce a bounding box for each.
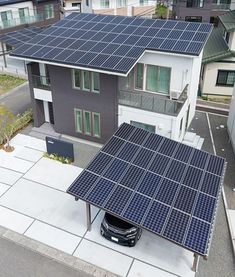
[170,90,181,100]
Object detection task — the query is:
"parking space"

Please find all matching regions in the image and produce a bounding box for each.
[0,133,196,277]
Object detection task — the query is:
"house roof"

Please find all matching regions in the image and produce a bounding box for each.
[0,27,43,48]
[10,13,212,76]
[202,27,235,64]
[219,10,235,32]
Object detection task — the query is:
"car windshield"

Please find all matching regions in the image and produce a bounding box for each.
[105,213,135,230]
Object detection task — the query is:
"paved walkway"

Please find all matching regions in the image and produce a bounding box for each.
[0,134,195,277]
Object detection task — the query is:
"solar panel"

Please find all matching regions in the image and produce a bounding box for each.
[67,123,226,257]
[11,13,212,75]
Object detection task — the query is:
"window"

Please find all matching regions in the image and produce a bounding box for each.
[135,63,171,94]
[223,30,230,43]
[72,2,81,10]
[93,113,101,137]
[86,0,89,6]
[131,121,155,133]
[100,0,110,8]
[73,69,81,88]
[83,71,91,90]
[92,72,100,92]
[73,69,100,93]
[186,0,204,7]
[44,4,54,19]
[74,109,101,137]
[84,111,91,135]
[216,70,235,87]
[6,44,13,52]
[1,10,13,27]
[19,7,29,23]
[75,109,82,133]
[140,0,148,5]
[117,0,127,7]
[135,63,144,90]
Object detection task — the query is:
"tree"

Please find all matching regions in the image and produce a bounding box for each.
[155,3,168,19]
[0,105,15,152]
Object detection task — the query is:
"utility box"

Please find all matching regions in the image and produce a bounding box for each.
[46,136,74,162]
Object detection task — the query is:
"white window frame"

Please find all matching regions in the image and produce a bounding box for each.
[74,109,83,133]
[83,110,92,135]
[92,112,101,138]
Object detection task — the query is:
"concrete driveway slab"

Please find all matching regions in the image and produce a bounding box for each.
[128,260,175,277]
[85,212,194,277]
[10,134,46,152]
[0,179,99,237]
[24,158,81,191]
[0,206,33,234]
[0,156,34,173]
[14,147,43,163]
[0,183,10,197]
[0,167,22,185]
[25,220,81,254]
[74,239,133,277]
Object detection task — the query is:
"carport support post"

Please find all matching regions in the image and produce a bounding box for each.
[1,42,7,68]
[86,203,91,231]
[192,253,199,272]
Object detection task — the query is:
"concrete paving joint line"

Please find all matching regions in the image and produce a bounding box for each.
[0,225,120,277]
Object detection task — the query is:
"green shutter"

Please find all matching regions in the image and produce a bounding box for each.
[146,65,158,92]
[159,67,170,94]
[92,72,100,92]
[83,71,90,90]
[74,69,81,88]
[135,63,143,89]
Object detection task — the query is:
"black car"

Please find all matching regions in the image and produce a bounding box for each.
[100,213,142,247]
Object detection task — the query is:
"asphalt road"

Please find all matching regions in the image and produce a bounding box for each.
[0,236,92,277]
[0,82,31,114]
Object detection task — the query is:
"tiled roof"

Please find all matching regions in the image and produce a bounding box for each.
[219,10,235,32]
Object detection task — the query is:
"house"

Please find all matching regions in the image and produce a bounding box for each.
[0,0,60,34]
[10,13,212,144]
[172,0,235,24]
[92,0,156,17]
[200,10,235,98]
[60,0,92,17]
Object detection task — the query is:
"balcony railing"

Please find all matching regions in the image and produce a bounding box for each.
[32,75,51,91]
[0,14,45,30]
[212,3,230,10]
[119,85,188,116]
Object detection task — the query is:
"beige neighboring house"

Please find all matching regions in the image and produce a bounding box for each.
[92,0,156,17]
[200,10,235,98]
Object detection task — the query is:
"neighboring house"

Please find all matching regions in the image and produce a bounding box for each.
[11,13,211,143]
[92,0,156,17]
[0,0,60,34]
[227,84,235,152]
[200,10,235,98]
[60,0,92,17]
[172,0,235,24]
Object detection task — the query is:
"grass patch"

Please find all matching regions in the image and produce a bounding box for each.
[0,74,26,95]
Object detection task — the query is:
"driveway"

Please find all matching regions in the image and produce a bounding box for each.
[0,134,195,277]
[0,82,31,114]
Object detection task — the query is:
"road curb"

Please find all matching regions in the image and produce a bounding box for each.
[0,81,29,101]
[0,225,120,277]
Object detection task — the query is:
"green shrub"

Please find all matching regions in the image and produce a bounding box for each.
[43,152,72,164]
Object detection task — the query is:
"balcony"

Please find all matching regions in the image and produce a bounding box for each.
[118,85,188,116]
[32,75,51,91]
[0,14,45,30]
[212,3,231,10]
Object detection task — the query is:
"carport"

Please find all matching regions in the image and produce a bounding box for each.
[0,27,43,70]
[67,123,226,272]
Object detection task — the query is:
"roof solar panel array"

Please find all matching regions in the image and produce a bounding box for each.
[67,123,226,257]
[11,13,212,74]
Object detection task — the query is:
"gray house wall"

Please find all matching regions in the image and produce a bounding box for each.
[173,0,228,22]
[48,65,118,144]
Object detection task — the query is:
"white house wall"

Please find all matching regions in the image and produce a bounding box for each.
[201,59,235,96]
[0,1,35,18]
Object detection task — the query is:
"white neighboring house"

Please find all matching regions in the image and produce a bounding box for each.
[92,0,156,17]
[61,0,92,16]
[227,84,235,152]
[200,10,235,99]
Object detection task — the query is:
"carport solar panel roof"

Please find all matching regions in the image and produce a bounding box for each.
[0,27,43,48]
[67,123,226,257]
[10,13,212,75]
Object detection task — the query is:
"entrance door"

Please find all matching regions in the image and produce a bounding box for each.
[43,101,54,124]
